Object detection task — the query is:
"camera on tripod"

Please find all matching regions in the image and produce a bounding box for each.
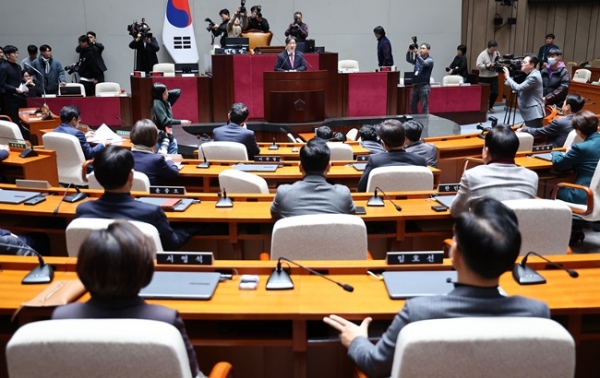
[409,36,419,50]
[127,18,152,39]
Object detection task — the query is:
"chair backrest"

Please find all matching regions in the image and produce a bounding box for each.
[241,32,273,51]
[563,129,583,149]
[270,214,368,260]
[591,59,600,69]
[87,171,150,192]
[345,128,359,141]
[198,141,249,161]
[219,169,269,194]
[366,166,434,192]
[95,82,121,97]
[502,199,572,255]
[7,319,192,378]
[42,132,88,186]
[338,60,359,72]
[64,82,86,97]
[391,317,575,378]
[565,61,577,76]
[516,132,534,151]
[326,142,353,160]
[66,218,163,256]
[570,159,600,222]
[153,63,176,77]
[572,68,591,83]
[0,120,24,141]
[442,75,463,86]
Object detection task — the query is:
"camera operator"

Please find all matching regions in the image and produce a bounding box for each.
[406,42,434,114]
[128,30,160,73]
[245,5,269,32]
[541,48,570,106]
[284,11,308,42]
[77,35,103,97]
[503,54,544,128]
[446,45,468,82]
[476,40,501,113]
[77,31,107,82]
[227,7,248,38]
[211,9,230,47]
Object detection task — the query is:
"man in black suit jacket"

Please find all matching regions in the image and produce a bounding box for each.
[356,119,427,192]
[212,103,260,159]
[324,199,550,378]
[274,36,306,72]
[518,93,584,148]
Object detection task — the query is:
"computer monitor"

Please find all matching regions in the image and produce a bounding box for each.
[404,72,414,85]
[174,63,199,74]
[297,39,315,53]
[224,37,249,49]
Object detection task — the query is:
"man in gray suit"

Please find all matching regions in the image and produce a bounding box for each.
[270,138,356,218]
[404,120,438,167]
[450,125,538,216]
[324,198,550,378]
[503,54,545,128]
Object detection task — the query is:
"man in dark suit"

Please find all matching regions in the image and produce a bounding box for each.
[274,36,306,72]
[53,105,106,162]
[212,103,260,159]
[75,146,195,250]
[324,198,550,378]
[356,119,427,192]
[271,139,356,218]
[128,32,160,73]
[403,120,438,167]
[518,93,584,148]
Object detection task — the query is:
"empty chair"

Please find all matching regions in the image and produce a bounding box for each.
[42,132,89,186]
[442,75,463,86]
[563,129,583,149]
[270,214,368,260]
[219,169,269,193]
[88,171,150,192]
[338,60,360,73]
[95,82,121,97]
[0,119,25,141]
[7,319,233,378]
[66,218,163,256]
[503,199,572,255]
[572,68,591,83]
[366,166,434,192]
[327,142,353,160]
[516,132,534,151]
[390,317,575,378]
[346,128,359,141]
[198,141,248,161]
[63,82,86,97]
[152,63,176,77]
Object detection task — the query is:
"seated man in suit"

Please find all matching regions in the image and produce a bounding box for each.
[358,125,386,155]
[517,94,584,148]
[356,119,427,192]
[403,120,438,167]
[450,125,538,216]
[315,125,332,140]
[270,138,356,218]
[53,105,107,161]
[274,36,306,72]
[76,146,198,250]
[324,198,550,378]
[212,103,260,159]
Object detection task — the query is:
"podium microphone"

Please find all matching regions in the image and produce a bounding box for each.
[0,242,55,284]
[266,257,354,292]
[512,251,579,285]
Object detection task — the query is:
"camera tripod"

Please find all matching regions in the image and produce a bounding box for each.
[503,90,518,126]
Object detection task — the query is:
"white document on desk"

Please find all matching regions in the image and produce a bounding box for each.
[88,124,124,144]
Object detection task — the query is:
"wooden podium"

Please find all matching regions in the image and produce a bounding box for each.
[263,70,328,123]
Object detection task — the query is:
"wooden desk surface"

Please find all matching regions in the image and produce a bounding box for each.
[18,108,61,145]
[0,150,59,186]
[257,144,369,158]
[39,128,133,150]
[297,133,360,145]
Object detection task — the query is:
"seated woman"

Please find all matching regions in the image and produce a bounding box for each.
[150,82,191,154]
[52,221,204,378]
[130,119,180,186]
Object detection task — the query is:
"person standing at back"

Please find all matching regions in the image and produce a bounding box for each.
[150,82,191,155]
[476,41,501,113]
[406,43,434,114]
[374,26,393,69]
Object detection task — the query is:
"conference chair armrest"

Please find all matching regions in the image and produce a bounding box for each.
[259,252,270,261]
[81,159,94,183]
[0,115,12,122]
[209,361,233,378]
[367,251,373,260]
[552,182,594,215]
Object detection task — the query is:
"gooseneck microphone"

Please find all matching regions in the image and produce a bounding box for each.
[197,144,211,168]
[0,242,55,284]
[276,52,292,71]
[366,187,402,211]
[512,251,579,285]
[265,257,354,292]
[53,183,73,215]
[215,188,233,208]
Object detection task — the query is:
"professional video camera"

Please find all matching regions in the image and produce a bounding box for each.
[127,18,152,39]
[409,36,419,50]
[205,18,216,31]
[255,5,262,18]
[64,63,79,75]
[493,54,525,82]
[239,0,247,14]
[476,116,498,138]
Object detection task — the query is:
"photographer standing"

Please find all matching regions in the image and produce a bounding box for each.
[476,41,501,113]
[227,8,248,38]
[77,35,103,97]
[246,5,269,32]
[503,54,544,128]
[406,43,434,114]
[128,32,160,73]
[77,32,107,82]
[211,9,230,47]
[284,11,308,42]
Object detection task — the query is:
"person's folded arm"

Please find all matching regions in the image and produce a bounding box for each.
[450,173,471,217]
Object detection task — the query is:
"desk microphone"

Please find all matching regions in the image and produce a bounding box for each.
[512,251,578,285]
[268,137,279,150]
[266,257,354,292]
[215,188,233,208]
[53,184,87,215]
[196,144,210,168]
[0,242,54,284]
[366,187,402,211]
[115,116,132,128]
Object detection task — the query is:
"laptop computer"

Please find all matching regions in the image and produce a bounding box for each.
[352,163,367,171]
[382,271,457,299]
[136,197,194,212]
[234,164,278,172]
[433,194,456,208]
[139,271,221,300]
[0,189,41,204]
[534,152,553,162]
[58,86,83,97]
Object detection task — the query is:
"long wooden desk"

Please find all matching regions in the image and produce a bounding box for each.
[2,255,600,378]
[0,150,59,186]
[18,108,61,145]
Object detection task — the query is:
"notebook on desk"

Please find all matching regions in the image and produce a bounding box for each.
[382,271,457,299]
[533,152,553,162]
[433,194,456,208]
[352,163,367,171]
[0,190,41,204]
[234,164,278,172]
[139,271,221,300]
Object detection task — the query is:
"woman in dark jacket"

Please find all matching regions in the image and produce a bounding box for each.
[447,44,468,82]
[150,82,191,154]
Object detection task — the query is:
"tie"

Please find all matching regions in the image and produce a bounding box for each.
[290,54,294,69]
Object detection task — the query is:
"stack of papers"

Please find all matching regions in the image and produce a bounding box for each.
[87,124,124,144]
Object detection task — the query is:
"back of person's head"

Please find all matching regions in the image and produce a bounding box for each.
[3,45,18,55]
[94,146,134,190]
[378,119,405,149]
[39,44,51,53]
[403,120,424,142]
[229,103,249,125]
[219,8,229,16]
[330,132,347,142]
[454,198,521,279]
[27,45,37,55]
[300,138,330,174]
[78,35,90,44]
[151,82,167,101]
[485,125,519,160]
[359,124,379,142]
[524,53,539,67]
[457,44,467,55]
[487,40,498,48]
[76,221,154,298]
[130,119,159,148]
[373,26,385,36]
[565,94,585,113]
[316,126,333,140]
[548,48,562,57]
[59,105,80,124]
[572,110,599,137]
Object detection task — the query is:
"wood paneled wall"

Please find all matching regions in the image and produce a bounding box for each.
[462,0,600,69]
